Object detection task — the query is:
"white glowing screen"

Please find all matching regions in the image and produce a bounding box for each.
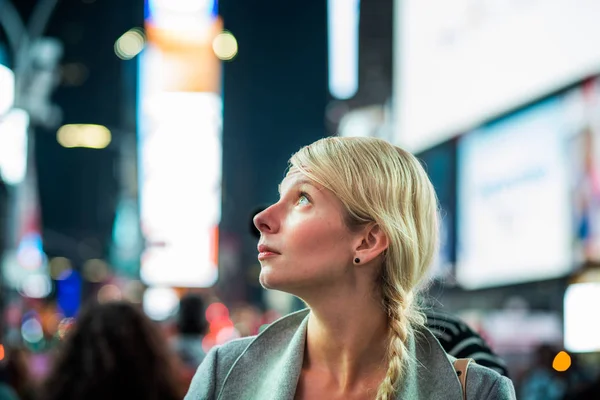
[564,282,600,353]
[394,0,600,153]
[138,46,221,288]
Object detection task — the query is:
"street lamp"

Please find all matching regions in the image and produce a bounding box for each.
[0,0,62,127]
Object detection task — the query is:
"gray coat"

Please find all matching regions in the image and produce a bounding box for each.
[185,309,516,400]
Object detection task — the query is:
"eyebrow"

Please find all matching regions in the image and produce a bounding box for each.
[278,179,317,195]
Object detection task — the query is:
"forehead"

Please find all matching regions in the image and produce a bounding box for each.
[278,169,319,194]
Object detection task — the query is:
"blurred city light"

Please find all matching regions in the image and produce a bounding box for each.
[114,28,145,60]
[327,0,360,99]
[212,31,237,60]
[16,232,46,271]
[142,287,179,321]
[205,302,229,322]
[395,0,600,152]
[140,0,222,288]
[123,280,145,304]
[552,351,572,372]
[0,64,14,115]
[82,259,109,283]
[21,318,44,344]
[49,257,73,280]
[20,274,52,299]
[57,317,75,340]
[97,284,122,303]
[150,0,215,14]
[147,0,218,32]
[0,108,29,185]
[56,124,112,149]
[564,282,600,352]
[0,344,4,361]
[56,270,83,318]
[215,325,240,344]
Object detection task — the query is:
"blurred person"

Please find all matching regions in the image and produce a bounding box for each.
[187,137,516,399]
[40,301,183,400]
[424,309,509,377]
[249,212,510,378]
[0,347,35,400]
[171,294,208,382]
[561,354,597,400]
[520,344,567,400]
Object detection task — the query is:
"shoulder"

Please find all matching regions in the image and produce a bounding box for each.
[199,308,309,368]
[185,309,310,400]
[212,336,255,369]
[466,362,517,399]
[184,337,254,400]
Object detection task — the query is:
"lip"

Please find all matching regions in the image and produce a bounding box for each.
[257,244,280,260]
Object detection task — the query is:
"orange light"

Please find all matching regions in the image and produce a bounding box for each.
[0,344,5,361]
[553,351,572,372]
[210,225,219,269]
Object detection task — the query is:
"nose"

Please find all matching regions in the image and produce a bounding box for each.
[253,205,278,235]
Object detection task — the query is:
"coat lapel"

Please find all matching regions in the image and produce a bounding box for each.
[217,309,462,400]
[217,309,309,400]
[394,329,464,400]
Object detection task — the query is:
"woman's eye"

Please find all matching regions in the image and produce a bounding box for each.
[298,193,310,205]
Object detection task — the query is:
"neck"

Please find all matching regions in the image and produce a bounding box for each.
[302,288,390,391]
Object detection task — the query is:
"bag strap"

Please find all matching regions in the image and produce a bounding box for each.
[453,358,474,400]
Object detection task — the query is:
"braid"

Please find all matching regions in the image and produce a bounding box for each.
[375,286,424,400]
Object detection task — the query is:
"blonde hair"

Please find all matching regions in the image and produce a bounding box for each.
[290,137,439,400]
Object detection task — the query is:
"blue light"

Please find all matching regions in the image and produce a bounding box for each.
[57,269,82,318]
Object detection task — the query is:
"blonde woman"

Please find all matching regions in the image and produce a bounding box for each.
[185,137,516,399]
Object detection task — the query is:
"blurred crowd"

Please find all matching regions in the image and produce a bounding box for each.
[0,295,283,400]
[0,294,598,399]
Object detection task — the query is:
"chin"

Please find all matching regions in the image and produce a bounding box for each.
[259,267,295,292]
[258,267,279,290]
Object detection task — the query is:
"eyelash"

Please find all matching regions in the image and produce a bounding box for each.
[297,191,310,205]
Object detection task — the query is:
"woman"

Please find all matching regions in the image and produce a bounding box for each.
[186,137,516,399]
[40,301,184,400]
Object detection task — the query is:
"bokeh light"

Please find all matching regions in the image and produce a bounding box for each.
[123,280,145,304]
[57,124,112,149]
[82,259,110,283]
[20,274,52,299]
[49,257,73,280]
[142,287,179,321]
[57,317,75,340]
[21,318,44,344]
[114,28,145,60]
[212,31,238,61]
[552,351,572,372]
[205,302,229,322]
[97,284,123,304]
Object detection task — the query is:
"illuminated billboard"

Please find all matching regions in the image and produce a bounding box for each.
[394,0,600,153]
[138,0,222,287]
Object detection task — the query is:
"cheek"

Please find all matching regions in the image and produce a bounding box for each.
[286,216,349,256]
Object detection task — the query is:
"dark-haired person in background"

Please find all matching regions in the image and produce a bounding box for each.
[171,293,209,385]
[250,204,509,378]
[40,301,184,400]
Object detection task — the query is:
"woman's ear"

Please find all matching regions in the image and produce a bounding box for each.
[353,224,388,265]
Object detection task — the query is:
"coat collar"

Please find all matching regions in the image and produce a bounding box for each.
[217,309,463,400]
